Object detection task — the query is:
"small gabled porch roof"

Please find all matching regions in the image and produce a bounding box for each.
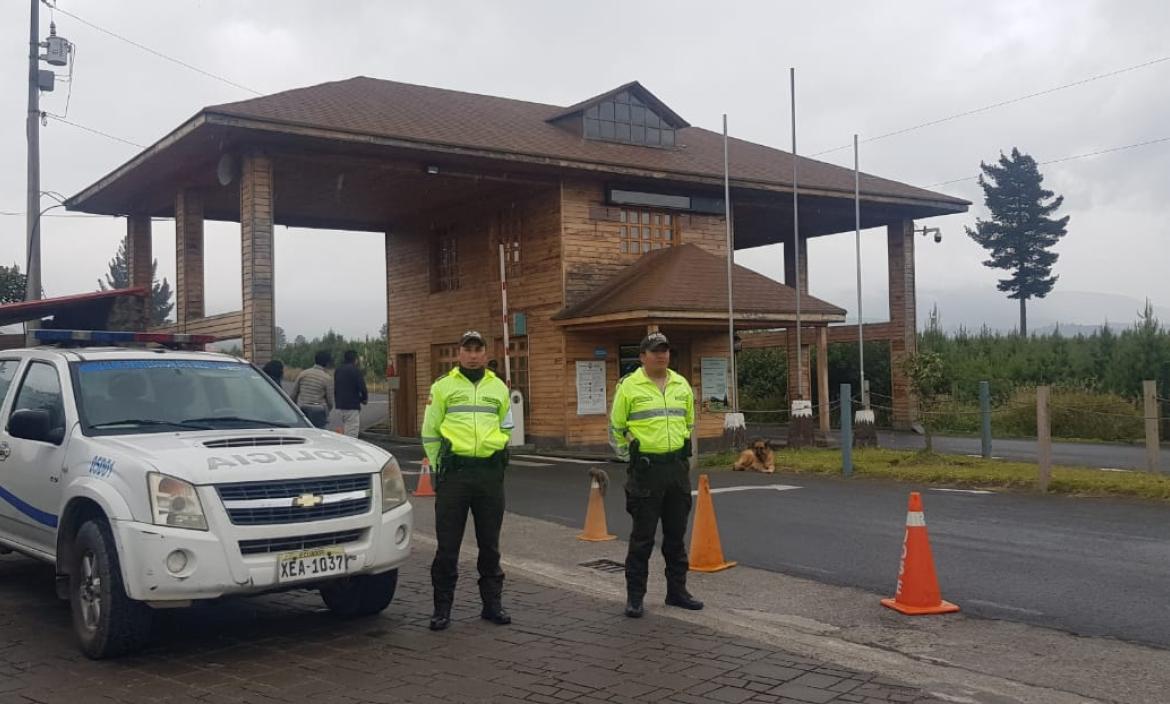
[552,244,845,331]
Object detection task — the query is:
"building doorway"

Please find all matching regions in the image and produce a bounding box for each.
[394,353,417,437]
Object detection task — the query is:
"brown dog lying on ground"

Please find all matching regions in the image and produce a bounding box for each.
[733,439,775,473]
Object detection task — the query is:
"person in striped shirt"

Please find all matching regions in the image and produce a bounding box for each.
[291,350,334,427]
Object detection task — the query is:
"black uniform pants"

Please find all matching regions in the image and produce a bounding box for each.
[624,455,693,598]
[431,459,506,608]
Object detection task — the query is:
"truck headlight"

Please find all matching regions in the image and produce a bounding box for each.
[381,457,407,511]
[148,473,208,531]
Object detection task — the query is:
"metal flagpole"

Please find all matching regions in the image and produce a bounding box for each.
[723,114,738,413]
[790,67,803,399]
[854,134,867,409]
[498,241,512,387]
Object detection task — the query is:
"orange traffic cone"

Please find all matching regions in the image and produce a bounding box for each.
[577,472,616,542]
[413,457,436,498]
[689,474,737,572]
[881,492,959,615]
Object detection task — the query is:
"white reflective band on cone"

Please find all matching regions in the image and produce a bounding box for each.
[906,511,926,527]
[590,481,601,489]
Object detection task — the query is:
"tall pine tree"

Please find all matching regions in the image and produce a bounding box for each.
[97,238,174,328]
[965,148,1069,336]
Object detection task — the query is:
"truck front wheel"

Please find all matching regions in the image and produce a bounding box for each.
[320,569,398,618]
[70,520,153,658]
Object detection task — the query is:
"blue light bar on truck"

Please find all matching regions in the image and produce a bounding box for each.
[29,329,217,349]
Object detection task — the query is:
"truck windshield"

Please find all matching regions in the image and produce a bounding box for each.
[73,359,306,435]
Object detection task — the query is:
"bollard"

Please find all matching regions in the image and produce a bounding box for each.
[841,383,853,477]
[980,381,992,460]
[1037,386,1052,491]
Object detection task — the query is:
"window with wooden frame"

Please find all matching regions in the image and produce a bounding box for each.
[619,208,677,254]
[494,337,530,416]
[497,209,522,280]
[430,227,460,293]
[432,343,459,379]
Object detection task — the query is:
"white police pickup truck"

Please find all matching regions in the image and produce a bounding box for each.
[0,330,412,658]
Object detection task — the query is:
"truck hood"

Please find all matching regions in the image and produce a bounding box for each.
[88,428,392,485]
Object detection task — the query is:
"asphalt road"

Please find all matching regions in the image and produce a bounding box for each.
[383,443,1170,649]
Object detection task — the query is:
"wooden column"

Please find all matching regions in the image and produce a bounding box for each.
[241,153,275,364]
[785,330,811,401]
[784,238,811,401]
[783,237,809,294]
[888,219,918,429]
[175,188,205,331]
[384,228,399,433]
[817,325,830,433]
[126,215,152,328]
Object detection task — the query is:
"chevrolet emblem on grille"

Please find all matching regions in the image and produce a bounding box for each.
[292,493,324,508]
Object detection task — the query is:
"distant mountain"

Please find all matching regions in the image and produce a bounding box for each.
[1029,323,1109,337]
[818,285,1166,334]
[915,289,1167,334]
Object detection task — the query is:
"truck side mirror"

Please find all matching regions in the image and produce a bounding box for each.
[8,409,52,443]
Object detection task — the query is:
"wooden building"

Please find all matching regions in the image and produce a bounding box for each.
[65,78,967,450]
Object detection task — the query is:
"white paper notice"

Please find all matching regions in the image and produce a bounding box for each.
[576,360,607,415]
[701,356,729,410]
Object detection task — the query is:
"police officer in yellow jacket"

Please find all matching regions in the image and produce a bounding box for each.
[422,331,514,631]
[610,332,704,617]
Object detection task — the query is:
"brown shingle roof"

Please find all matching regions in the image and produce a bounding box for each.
[552,244,845,323]
[205,77,965,207]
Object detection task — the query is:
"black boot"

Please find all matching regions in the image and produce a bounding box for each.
[625,594,644,618]
[430,594,452,631]
[481,597,512,625]
[665,588,704,611]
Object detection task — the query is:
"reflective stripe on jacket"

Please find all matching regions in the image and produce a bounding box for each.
[421,367,513,469]
[609,367,694,459]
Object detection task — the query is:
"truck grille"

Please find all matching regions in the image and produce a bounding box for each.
[216,475,372,525]
[238,529,365,556]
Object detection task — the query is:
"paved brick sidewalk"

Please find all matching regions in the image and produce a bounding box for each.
[0,553,942,704]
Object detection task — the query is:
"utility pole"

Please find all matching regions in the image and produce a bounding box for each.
[26,0,41,308]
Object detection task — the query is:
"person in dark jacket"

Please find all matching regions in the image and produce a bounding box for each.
[334,349,368,437]
[261,359,284,384]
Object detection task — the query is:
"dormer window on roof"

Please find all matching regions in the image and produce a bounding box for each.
[548,81,690,149]
[584,91,677,147]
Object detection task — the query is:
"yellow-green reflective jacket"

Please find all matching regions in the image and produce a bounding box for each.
[609,367,694,459]
[421,367,513,469]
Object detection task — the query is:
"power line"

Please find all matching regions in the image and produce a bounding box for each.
[925,135,1170,188]
[812,54,1170,157]
[52,4,261,96]
[45,114,144,148]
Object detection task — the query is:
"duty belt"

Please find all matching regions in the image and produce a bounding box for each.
[445,452,504,471]
[639,449,686,462]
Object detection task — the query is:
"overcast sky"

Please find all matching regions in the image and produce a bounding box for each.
[2,0,1167,338]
